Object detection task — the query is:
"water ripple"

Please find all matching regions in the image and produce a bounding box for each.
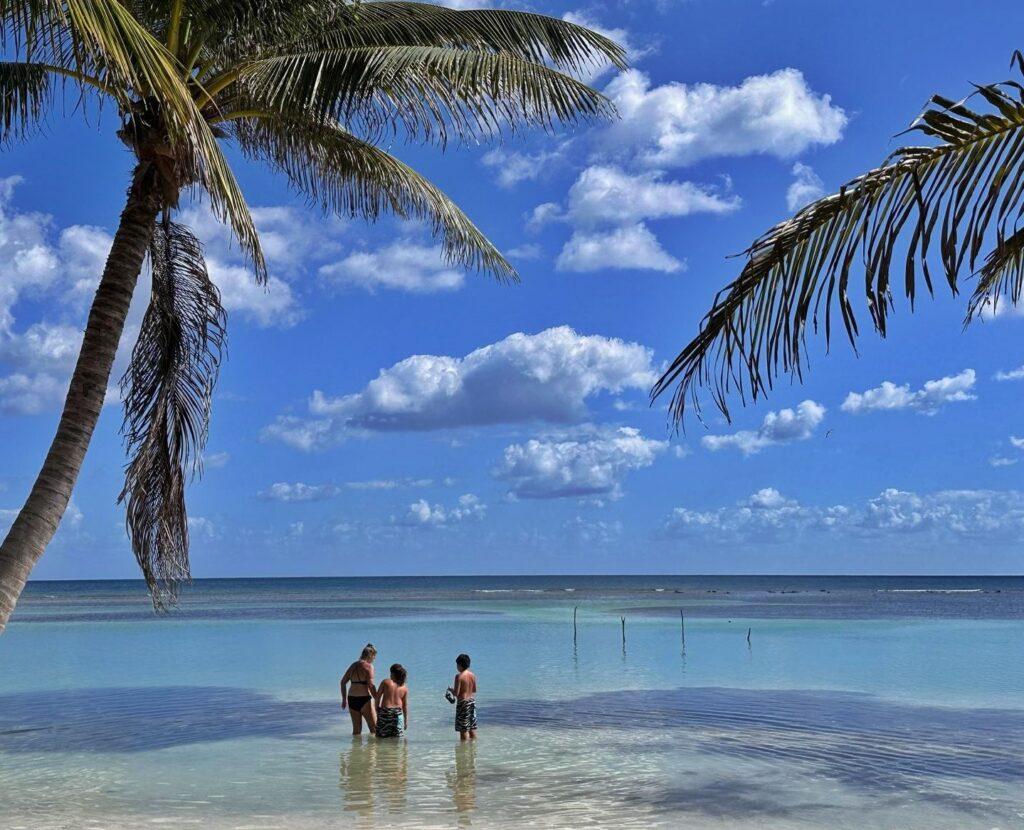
[486,686,1024,791]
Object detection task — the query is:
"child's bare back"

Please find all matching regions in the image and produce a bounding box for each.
[454,669,476,699]
[378,678,407,709]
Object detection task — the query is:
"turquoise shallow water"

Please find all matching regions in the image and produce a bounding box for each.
[1,576,1023,829]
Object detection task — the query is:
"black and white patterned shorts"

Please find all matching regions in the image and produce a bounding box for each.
[376,706,404,738]
[455,699,477,733]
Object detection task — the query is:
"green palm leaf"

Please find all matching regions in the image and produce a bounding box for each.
[654,52,1024,424]
[0,62,53,143]
[2,0,266,277]
[212,46,615,144]
[232,116,515,280]
[277,2,627,74]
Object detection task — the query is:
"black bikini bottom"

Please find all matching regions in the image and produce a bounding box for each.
[349,695,372,712]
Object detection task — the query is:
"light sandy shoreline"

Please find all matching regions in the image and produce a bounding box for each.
[2,813,830,830]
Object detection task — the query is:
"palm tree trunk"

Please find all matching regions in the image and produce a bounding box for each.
[0,164,162,633]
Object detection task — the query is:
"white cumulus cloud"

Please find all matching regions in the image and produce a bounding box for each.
[841,370,976,416]
[702,400,825,455]
[0,180,121,414]
[207,260,301,328]
[556,224,685,273]
[535,166,738,274]
[265,327,656,450]
[203,451,230,469]
[994,365,1024,381]
[663,487,1024,543]
[551,166,741,227]
[319,242,464,293]
[860,488,1024,537]
[188,516,217,539]
[600,68,847,169]
[398,493,486,527]
[496,426,666,499]
[180,203,344,275]
[258,482,341,502]
[180,201,345,328]
[786,162,825,211]
[481,144,571,188]
[344,478,435,490]
[0,372,68,415]
[0,322,82,374]
[664,487,838,541]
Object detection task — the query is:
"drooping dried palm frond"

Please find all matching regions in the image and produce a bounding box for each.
[654,51,1024,425]
[119,220,226,608]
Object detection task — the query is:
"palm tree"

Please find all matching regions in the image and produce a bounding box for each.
[654,51,1024,426]
[0,0,625,631]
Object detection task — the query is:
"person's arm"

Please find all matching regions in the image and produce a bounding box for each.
[453,673,463,697]
[402,686,409,728]
[374,679,386,708]
[340,666,351,709]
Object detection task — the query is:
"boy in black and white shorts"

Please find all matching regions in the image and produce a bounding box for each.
[449,653,477,740]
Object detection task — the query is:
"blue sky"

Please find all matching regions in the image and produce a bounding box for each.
[2,0,1024,579]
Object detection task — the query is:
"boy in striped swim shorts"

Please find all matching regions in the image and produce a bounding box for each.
[449,653,477,740]
[375,663,409,738]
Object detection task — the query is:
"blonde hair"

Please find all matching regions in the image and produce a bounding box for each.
[360,643,377,660]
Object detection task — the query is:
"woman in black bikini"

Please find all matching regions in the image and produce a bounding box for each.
[341,644,378,735]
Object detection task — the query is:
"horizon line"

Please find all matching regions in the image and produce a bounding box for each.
[26,573,1024,584]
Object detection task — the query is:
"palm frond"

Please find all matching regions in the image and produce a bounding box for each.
[654,54,1024,425]
[216,45,615,145]
[0,62,52,143]
[127,0,306,64]
[968,226,1024,319]
[2,0,266,278]
[276,3,627,75]
[119,219,226,609]
[232,115,515,279]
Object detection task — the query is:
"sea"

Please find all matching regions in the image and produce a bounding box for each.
[1,575,1022,829]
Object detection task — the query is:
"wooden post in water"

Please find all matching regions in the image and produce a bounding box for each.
[746,627,752,648]
[573,605,578,647]
[680,609,686,653]
[620,616,626,652]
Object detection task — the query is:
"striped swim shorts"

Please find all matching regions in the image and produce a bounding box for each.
[376,706,404,738]
[455,698,477,733]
